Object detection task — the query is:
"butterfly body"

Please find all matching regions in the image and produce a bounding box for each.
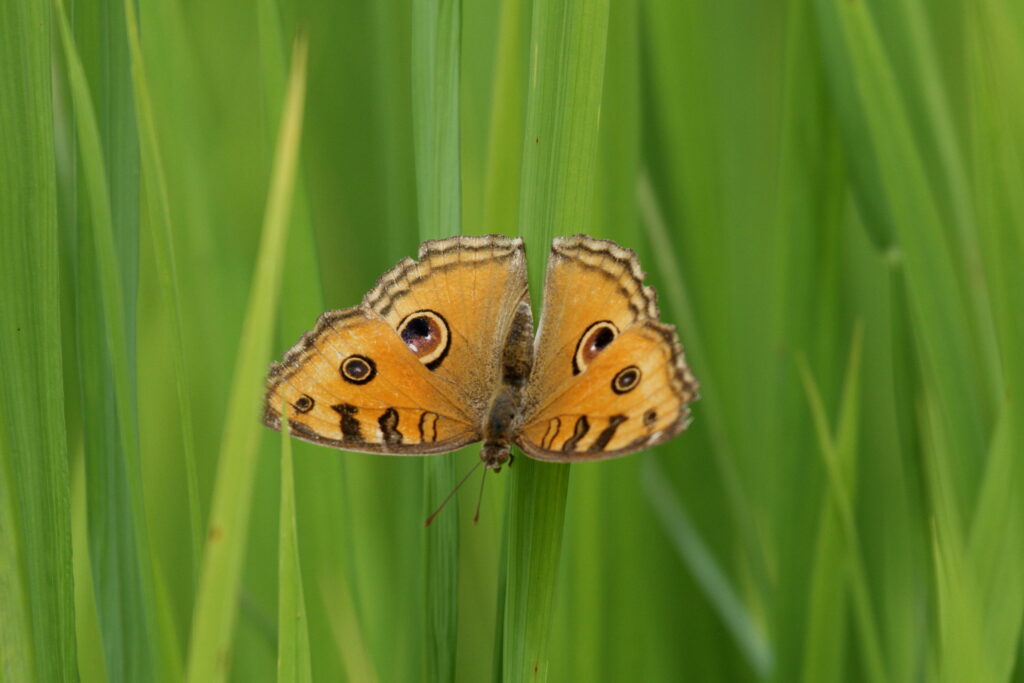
[264,235,698,466]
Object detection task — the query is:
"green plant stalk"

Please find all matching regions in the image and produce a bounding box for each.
[817,0,988,515]
[277,413,313,683]
[71,0,154,674]
[959,5,1024,678]
[0,1,74,648]
[642,459,773,677]
[185,38,307,683]
[503,1,610,681]
[637,170,773,611]
[255,2,351,680]
[797,325,887,683]
[412,1,462,680]
[319,572,379,683]
[481,0,528,239]
[122,0,202,589]
[55,1,169,678]
[893,0,1002,406]
[918,390,991,683]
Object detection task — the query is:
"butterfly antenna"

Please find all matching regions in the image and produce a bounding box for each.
[472,464,489,525]
[425,460,483,527]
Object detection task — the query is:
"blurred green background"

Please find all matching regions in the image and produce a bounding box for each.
[3,0,1024,681]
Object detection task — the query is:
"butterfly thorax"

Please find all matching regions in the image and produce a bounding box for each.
[480,300,534,471]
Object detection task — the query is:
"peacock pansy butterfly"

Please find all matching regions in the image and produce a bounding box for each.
[263,234,699,470]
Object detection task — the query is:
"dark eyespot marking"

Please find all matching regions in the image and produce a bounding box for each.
[340,354,376,384]
[611,365,642,394]
[573,321,619,375]
[398,309,450,370]
[643,408,657,427]
[293,394,315,413]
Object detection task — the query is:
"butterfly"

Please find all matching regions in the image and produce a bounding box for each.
[263,234,698,471]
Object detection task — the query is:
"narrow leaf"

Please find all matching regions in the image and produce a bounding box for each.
[504,2,610,680]
[411,1,462,680]
[277,414,313,683]
[0,1,76,680]
[185,38,308,683]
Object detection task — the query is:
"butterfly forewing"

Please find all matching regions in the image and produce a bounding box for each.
[362,235,529,413]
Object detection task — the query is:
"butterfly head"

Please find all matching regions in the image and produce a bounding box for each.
[481,440,512,472]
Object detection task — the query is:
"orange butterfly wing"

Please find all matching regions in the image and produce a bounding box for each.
[264,308,477,454]
[516,235,698,461]
[362,234,529,413]
[263,234,528,455]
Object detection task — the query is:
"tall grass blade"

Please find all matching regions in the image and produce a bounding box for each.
[481,0,528,238]
[504,1,610,680]
[797,325,886,683]
[814,0,990,515]
[0,1,76,680]
[963,7,1024,677]
[122,0,202,585]
[411,1,462,680]
[255,2,348,679]
[277,415,313,683]
[55,0,171,677]
[919,390,990,683]
[642,460,772,677]
[637,170,771,603]
[68,1,162,679]
[185,38,308,683]
[319,572,379,683]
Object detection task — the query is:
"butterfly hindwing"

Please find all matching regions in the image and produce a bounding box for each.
[516,235,698,461]
[516,322,696,460]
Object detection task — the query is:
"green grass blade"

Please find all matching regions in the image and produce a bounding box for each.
[918,389,991,683]
[637,170,772,604]
[277,416,312,683]
[69,0,158,677]
[122,0,202,587]
[481,0,528,238]
[797,324,886,683]
[642,459,772,677]
[503,1,610,680]
[797,327,859,683]
[255,2,350,680]
[502,459,570,683]
[965,6,1024,676]
[55,1,172,678]
[185,37,307,683]
[0,2,76,680]
[411,1,462,680]
[814,0,990,516]
[0,436,42,683]
[967,405,1024,682]
[413,0,462,241]
[319,571,379,683]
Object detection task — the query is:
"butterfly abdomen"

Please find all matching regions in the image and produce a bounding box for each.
[479,298,534,470]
